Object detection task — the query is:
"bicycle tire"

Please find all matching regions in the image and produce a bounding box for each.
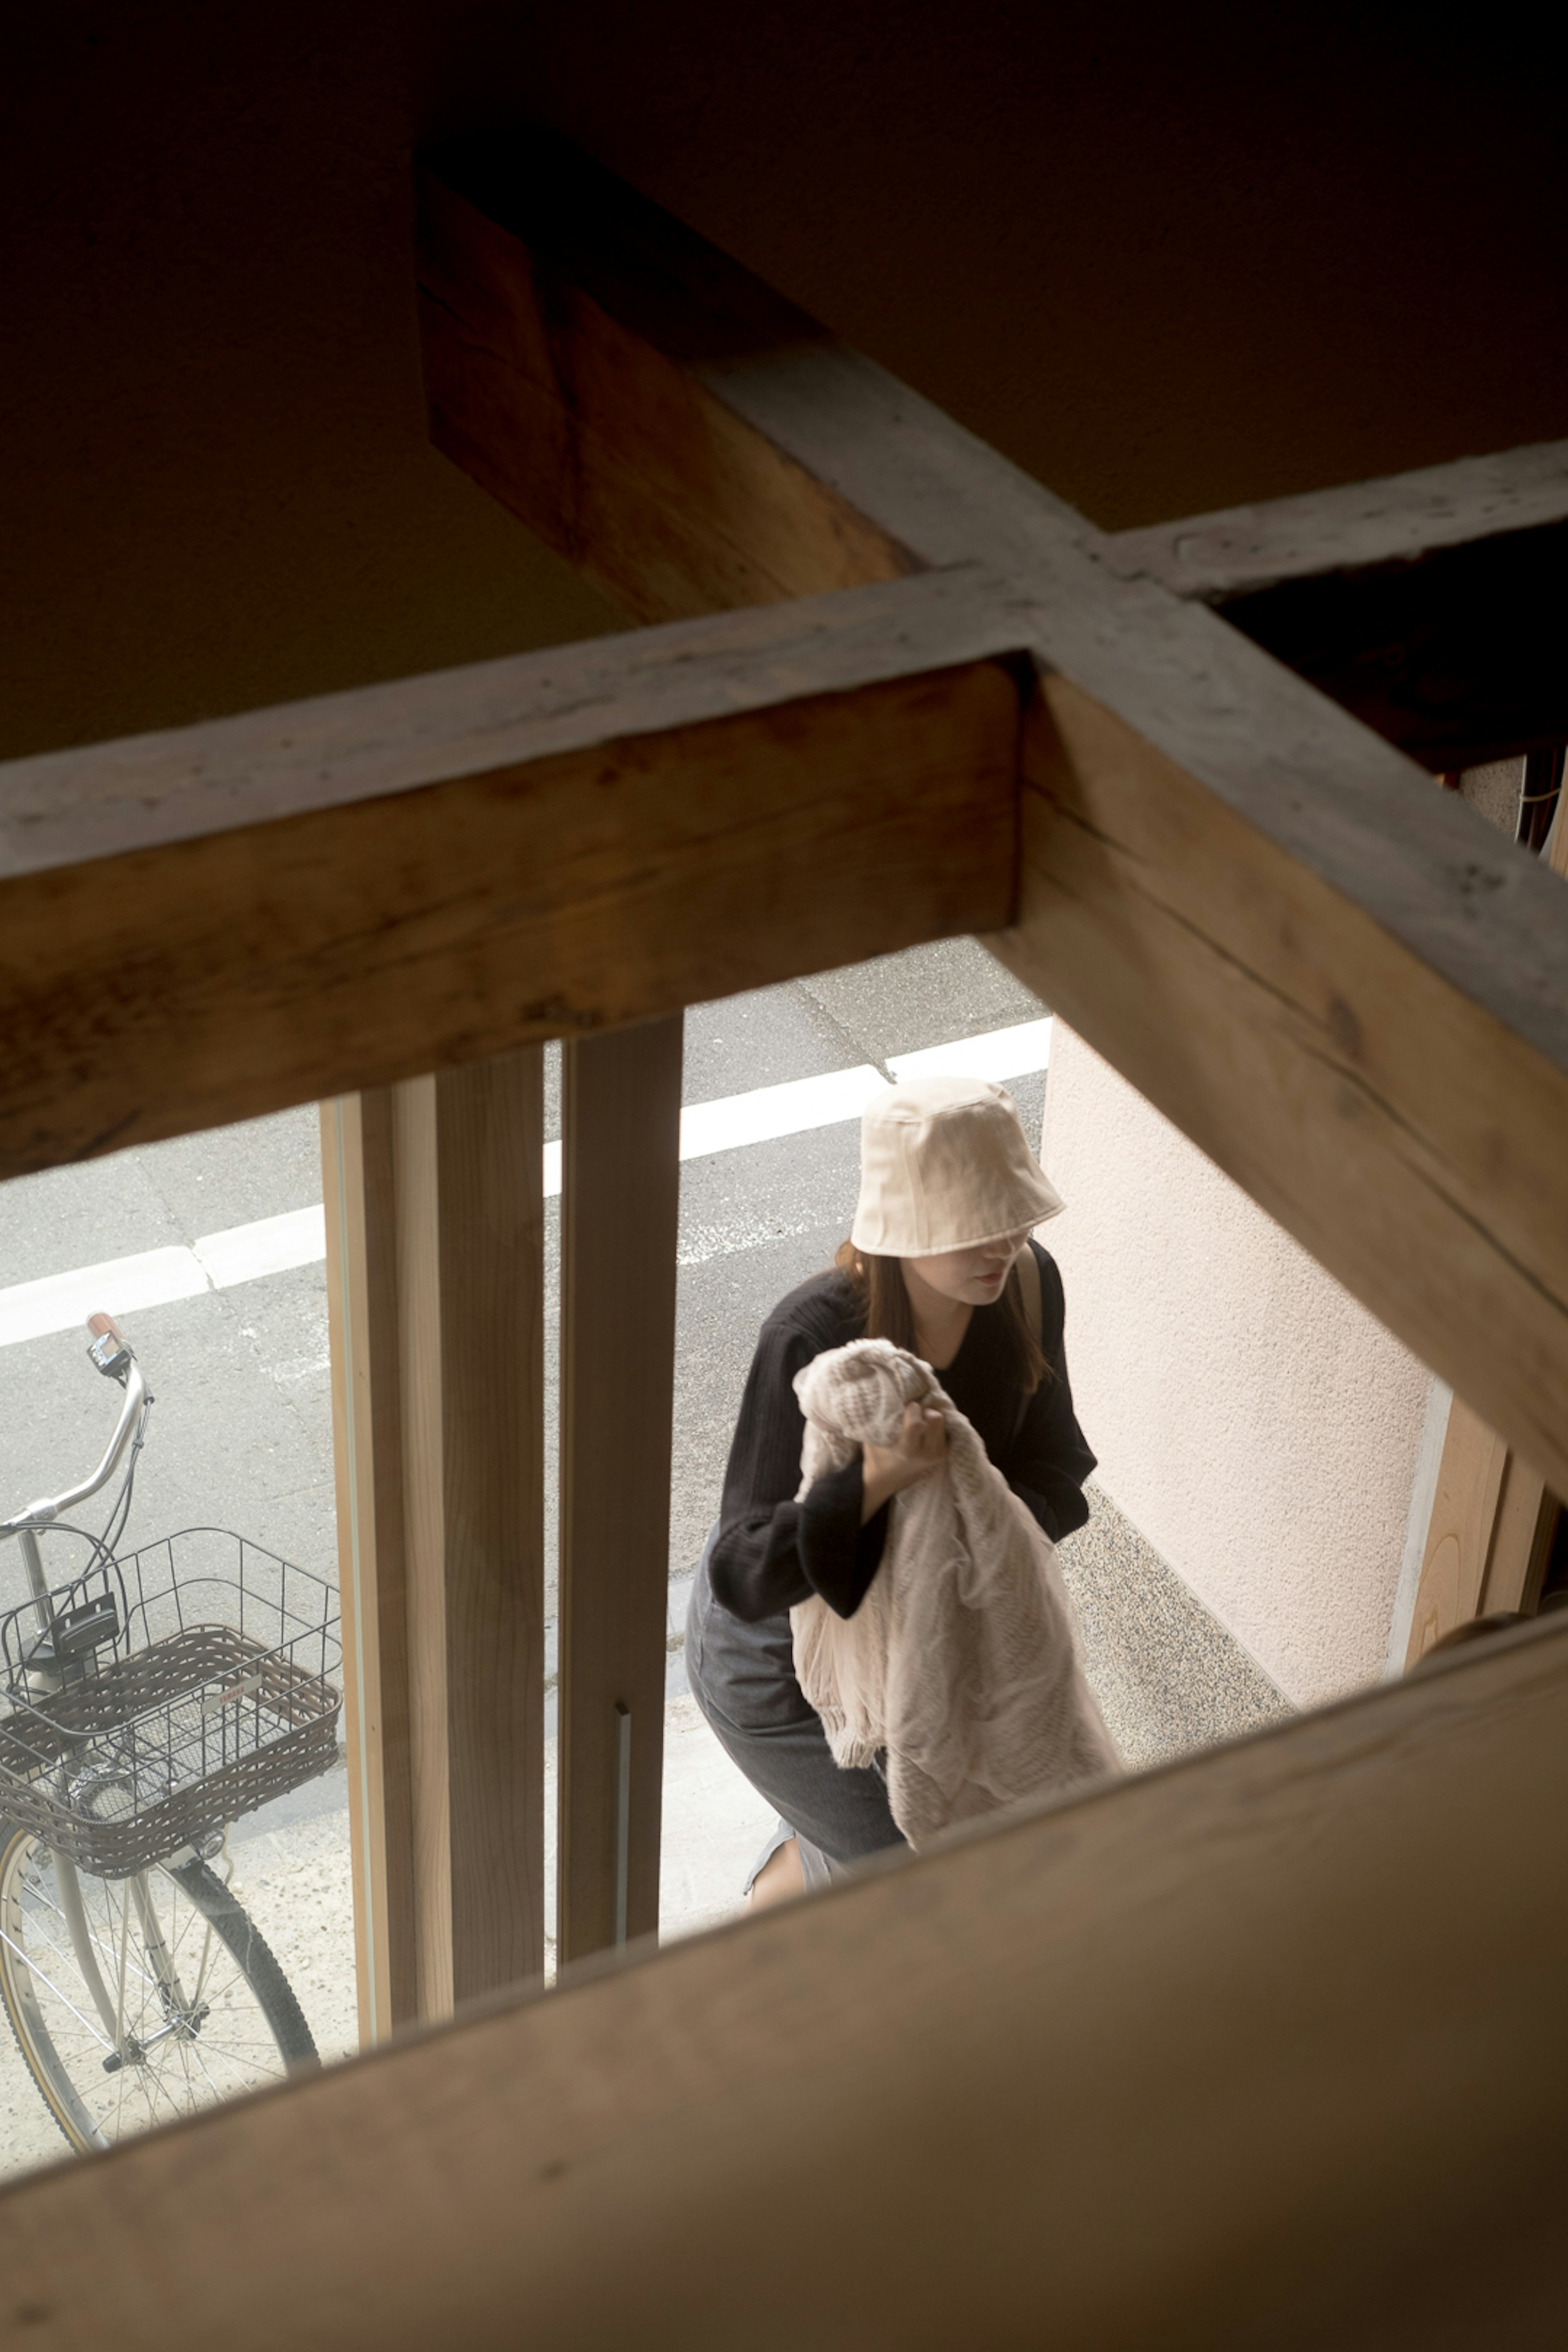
[0,1824,319,2153]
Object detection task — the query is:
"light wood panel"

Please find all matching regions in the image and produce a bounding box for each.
[320,1092,418,2042]
[4,1615,1568,2349]
[1403,1396,1558,1659]
[322,1054,548,2023]
[416,134,1568,1508]
[0,596,1019,1172]
[557,1016,684,1961]
[394,1051,547,2011]
[1404,1398,1510,1661]
[1480,1458,1557,1617]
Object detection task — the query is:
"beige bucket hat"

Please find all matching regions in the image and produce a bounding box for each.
[850,1076,1065,1257]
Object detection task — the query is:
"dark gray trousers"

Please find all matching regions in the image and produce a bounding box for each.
[685,1524,906,1892]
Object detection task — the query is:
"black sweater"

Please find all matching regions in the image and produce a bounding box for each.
[708,1241,1095,1624]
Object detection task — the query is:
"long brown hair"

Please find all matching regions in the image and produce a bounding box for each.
[833,1241,1048,1393]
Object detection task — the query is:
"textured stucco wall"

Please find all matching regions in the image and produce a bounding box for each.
[1459,760,1524,835]
[1042,1026,1430,1708]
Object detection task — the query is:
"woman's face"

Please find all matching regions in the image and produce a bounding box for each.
[904,1228,1034,1309]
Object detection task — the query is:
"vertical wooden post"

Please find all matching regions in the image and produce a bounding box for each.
[321,1091,418,2046]
[1405,1394,1559,1662]
[558,1016,684,1964]
[323,1047,547,2032]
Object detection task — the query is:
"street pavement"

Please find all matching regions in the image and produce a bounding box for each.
[0,937,1049,2172]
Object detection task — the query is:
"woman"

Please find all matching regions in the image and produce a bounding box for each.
[687,1074,1096,1907]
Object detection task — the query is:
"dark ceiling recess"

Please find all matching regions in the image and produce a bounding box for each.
[1214,522,1568,776]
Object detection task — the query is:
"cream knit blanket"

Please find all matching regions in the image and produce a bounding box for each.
[791,1338,1120,1851]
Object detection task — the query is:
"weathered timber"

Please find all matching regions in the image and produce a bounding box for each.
[0,579,1020,1171]
[1105,438,1568,598]
[416,136,922,620]
[1103,442,1568,768]
[557,1016,683,1961]
[418,135,1568,1506]
[4,1614,1568,2350]
[988,676,1568,1497]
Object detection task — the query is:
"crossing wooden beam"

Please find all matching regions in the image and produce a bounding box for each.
[1105,440,1568,770]
[416,133,1568,1507]
[0,573,1019,1173]
[4,1613,1567,2350]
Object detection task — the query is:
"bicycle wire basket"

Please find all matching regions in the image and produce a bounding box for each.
[0,1528,341,1879]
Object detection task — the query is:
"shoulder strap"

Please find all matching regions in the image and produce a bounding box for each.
[1017,1236,1043,1347]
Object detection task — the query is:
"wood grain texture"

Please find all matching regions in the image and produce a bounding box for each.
[987,678,1568,1502]
[557,1016,683,1961]
[1480,1457,1557,1619]
[324,1056,548,2025]
[0,638,1019,1174]
[0,566,1008,883]
[417,133,1568,1509]
[4,1615,1568,2350]
[320,1093,418,2043]
[392,1051,547,2011]
[1401,1392,1557,1655]
[416,147,918,623]
[1405,1397,1510,1662]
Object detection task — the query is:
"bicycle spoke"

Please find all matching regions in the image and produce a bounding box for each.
[0,1832,314,2150]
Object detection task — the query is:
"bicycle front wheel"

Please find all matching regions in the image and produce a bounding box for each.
[0,1826,318,2152]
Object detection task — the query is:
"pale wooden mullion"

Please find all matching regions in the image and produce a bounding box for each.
[557,1017,683,1964]
[320,1090,419,2043]
[323,1052,548,2028]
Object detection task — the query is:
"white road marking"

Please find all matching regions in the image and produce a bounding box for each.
[0,1019,1051,1346]
[0,1247,210,1348]
[193,1205,327,1288]
[889,1016,1053,1085]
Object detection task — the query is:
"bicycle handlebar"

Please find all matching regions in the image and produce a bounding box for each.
[0,1314,150,1543]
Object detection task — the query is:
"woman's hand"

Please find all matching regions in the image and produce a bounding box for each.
[861,1402,947,1523]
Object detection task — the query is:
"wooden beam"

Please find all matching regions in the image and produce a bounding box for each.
[0,578,1020,1172]
[5,1615,1568,2348]
[415,135,921,622]
[1103,443,1568,770]
[415,136,1568,1508]
[321,1056,548,2024]
[1404,1396,1510,1661]
[987,676,1568,1499]
[557,1017,683,1962]
[1104,438,1568,596]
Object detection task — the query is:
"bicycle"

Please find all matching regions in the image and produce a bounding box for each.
[0,1312,341,2153]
